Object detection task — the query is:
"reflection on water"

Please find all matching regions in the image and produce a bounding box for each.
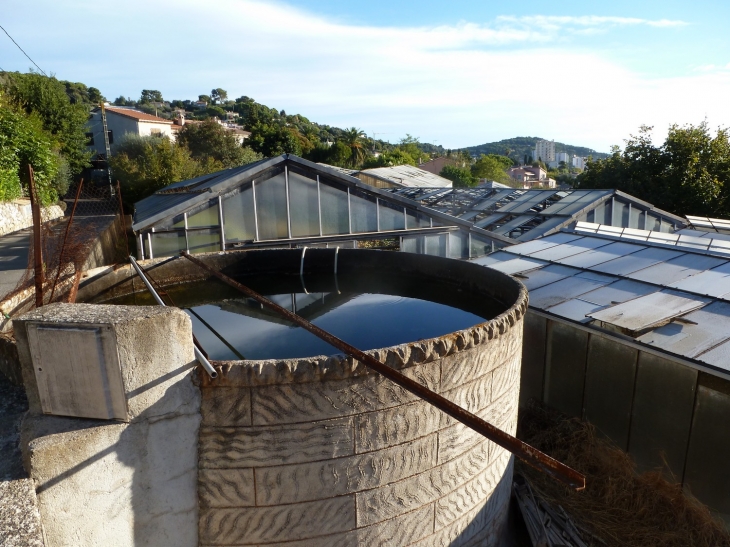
[185,291,486,360]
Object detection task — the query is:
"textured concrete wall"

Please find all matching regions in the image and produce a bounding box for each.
[15,304,201,547]
[197,307,524,546]
[0,200,64,237]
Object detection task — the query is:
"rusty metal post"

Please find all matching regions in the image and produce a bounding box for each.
[180,251,586,490]
[48,179,84,303]
[27,165,44,307]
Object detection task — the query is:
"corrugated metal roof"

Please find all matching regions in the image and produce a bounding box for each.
[388,188,685,242]
[470,221,730,377]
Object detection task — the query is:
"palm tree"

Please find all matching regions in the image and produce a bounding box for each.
[342,127,366,167]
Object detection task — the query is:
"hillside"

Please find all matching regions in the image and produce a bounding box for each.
[464,137,608,163]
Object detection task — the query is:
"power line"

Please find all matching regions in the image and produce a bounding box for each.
[0,23,47,76]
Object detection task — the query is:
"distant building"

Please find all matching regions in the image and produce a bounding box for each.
[533,139,555,163]
[419,157,452,175]
[507,166,551,189]
[86,106,174,157]
[555,152,570,164]
[572,156,586,170]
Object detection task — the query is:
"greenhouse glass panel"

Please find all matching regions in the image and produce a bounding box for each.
[647,214,661,231]
[401,236,418,254]
[470,234,494,258]
[319,179,349,235]
[425,234,446,257]
[188,231,221,254]
[406,210,430,229]
[350,188,377,233]
[187,201,220,228]
[379,201,405,231]
[449,231,469,259]
[630,206,642,228]
[150,232,187,258]
[256,172,289,240]
[612,200,628,227]
[223,187,256,242]
[288,170,320,238]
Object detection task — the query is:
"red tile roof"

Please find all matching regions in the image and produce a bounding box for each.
[103,107,173,124]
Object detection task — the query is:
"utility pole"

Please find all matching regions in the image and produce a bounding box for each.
[100,103,115,196]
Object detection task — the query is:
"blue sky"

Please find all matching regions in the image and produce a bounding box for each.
[2,0,730,152]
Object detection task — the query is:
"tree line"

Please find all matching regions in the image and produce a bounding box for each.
[577,123,730,218]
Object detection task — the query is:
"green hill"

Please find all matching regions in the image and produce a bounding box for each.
[464,137,608,164]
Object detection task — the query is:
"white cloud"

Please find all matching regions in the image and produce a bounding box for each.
[495,15,688,29]
[2,0,722,151]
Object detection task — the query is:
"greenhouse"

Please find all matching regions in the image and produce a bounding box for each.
[131,154,515,259]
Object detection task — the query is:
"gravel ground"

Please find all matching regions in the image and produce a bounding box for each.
[0,375,44,546]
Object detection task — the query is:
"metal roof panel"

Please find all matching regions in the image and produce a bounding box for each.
[638,301,730,358]
[587,290,710,333]
[558,241,646,268]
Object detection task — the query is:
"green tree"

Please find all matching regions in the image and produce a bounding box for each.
[140,90,163,103]
[471,154,511,183]
[109,134,204,204]
[362,149,416,168]
[341,127,366,167]
[398,134,428,164]
[0,95,60,204]
[577,123,730,217]
[206,105,227,119]
[440,165,476,188]
[1,72,90,178]
[198,94,211,104]
[211,88,228,104]
[177,119,262,168]
[247,123,303,157]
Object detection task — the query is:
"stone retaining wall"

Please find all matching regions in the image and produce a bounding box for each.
[0,199,64,236]
[197,310,524,546]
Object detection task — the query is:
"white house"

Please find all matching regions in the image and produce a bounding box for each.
[86,106,174,157]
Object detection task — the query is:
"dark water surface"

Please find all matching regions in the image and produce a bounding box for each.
[110,273,499,360]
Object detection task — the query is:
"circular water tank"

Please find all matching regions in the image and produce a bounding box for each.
[187,249,527,546]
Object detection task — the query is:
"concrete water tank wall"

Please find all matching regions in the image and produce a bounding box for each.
[189,249,527,546]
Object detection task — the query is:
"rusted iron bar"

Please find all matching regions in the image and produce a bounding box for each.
[129,256,217,378]
[180,251,586,490]
[66,269,83,304]
[27,166,44,308]
[115,180,132,261]
[48,178,84,303]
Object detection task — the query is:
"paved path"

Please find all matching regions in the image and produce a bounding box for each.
[0,229,30,301]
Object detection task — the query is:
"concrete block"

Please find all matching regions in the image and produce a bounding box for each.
[440,326,521,391]
[435,451,512,530]
[200,387,252,426]
[251,364,439,426]
[229,504,435,547]
[441,367,493,416]
[412,468,511,547]
[356,438,490,526]
[437,389,516,464]
[18,303,201,547]
[355,399,443,453]
[199,468,255,508]
[199,496,356,544]
[255,434,437,505]
[14,304,198,421]
[199,417,355,468]
[491,352,521,403]
[22,412,200,547]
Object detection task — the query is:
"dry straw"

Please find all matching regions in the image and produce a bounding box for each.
[517,402,730,547]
